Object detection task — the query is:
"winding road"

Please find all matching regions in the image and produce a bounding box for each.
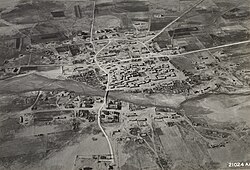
[90,1,115,165]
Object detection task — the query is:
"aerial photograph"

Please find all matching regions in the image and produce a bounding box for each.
[0,0,250,169]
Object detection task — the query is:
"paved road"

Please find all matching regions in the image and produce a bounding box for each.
[101,39,250,66]
[2,39,250,71]
[156,39,250,58]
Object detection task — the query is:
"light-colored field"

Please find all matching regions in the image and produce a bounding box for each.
[38,67,63,79]
[0,92,37,118]
[15,125,59,138]
[183,94,250,126]
[157,121,212,169]
[95,15,121,30]
[0,136,46,158]
[208,134,250,168]
[30,133,110,170]
[159,124,194,162]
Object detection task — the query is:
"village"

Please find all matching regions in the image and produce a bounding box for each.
[0,0,250,169]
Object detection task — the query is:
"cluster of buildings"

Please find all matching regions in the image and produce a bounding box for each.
[56,91,101,109]
[75,110,96,122]
[100,110,120,123]
[94,27,121,40]
[107,58,185,91]
[153,108,184,127]
[100,100,122,123]
[67,68,103,88]
[97,40,150,65]
[19,91,102,131]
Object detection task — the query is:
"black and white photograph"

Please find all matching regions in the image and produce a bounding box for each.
[0,0,250,169]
